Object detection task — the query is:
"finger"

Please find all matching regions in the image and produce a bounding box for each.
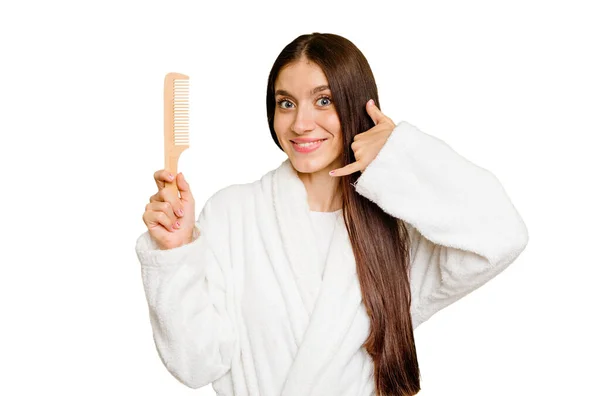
[149,188,167,203]
[149,193,160,203]
[149,186,174,207]
[366,99,387,126]
[145,201,180,228]
[158,174,187,217]
[329,161,362,177]
[158,187,183,218]
[146,201,179,226]
[176,173,194,204]
[143,208,179,232]
[154,169,175,190]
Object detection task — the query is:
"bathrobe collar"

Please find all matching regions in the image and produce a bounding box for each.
[266,158,365,395]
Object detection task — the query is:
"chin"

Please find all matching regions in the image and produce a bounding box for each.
[289,156,330,175]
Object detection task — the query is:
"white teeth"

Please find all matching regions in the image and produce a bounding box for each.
[294,139,324,147]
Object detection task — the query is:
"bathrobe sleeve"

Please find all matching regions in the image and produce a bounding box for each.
[353,121,529,329]
[134,191,236,388]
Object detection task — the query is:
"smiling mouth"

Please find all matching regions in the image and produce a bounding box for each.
[291,138,327,153]
[291,138,327,146]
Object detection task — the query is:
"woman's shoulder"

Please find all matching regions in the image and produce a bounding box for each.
[209,164,279,202]
[204,179,265,211]
[202,163,281,219]
[204,182,254,213]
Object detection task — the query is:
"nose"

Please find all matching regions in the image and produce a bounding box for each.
[291,103,316,134]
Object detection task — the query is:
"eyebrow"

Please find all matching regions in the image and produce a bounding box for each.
[275,84,330,98]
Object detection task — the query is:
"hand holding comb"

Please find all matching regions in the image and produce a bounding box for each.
[140,72,194,250]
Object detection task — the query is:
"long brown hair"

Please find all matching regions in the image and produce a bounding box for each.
[266,33,421,395]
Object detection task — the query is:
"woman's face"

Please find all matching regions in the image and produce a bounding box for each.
[273,59,343,175]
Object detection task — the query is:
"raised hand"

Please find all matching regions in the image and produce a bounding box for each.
[142,170,196,250]
[329,99,396,177]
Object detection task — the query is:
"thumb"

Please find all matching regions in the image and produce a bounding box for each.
[176,173,194,202]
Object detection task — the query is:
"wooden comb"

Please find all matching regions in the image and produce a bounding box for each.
[163,72,189,198]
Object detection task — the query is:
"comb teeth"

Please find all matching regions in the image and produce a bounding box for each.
[173,78,189,146]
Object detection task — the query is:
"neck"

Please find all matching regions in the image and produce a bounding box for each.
[296,168,342,212]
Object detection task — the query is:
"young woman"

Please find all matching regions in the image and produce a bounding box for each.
[136,33,528,396]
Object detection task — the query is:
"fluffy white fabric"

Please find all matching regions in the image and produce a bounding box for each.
[135,120,528,395]
[308,210,342,279]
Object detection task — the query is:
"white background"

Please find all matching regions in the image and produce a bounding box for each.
[1,0,598,395]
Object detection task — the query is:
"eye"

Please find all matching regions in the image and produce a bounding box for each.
[276,98,294,109]
[317,95,332,107]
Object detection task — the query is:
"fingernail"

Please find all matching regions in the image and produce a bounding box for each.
[329,170,335,176]
[168,173,174,180]
[367,99,374,106]
[177,209,184,216]
[174,221,180,229]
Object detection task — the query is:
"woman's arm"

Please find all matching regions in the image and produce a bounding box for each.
[353,121,529,328]
[135,192,236,388]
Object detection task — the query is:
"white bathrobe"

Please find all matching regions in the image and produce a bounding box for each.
[135,120,529,396]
